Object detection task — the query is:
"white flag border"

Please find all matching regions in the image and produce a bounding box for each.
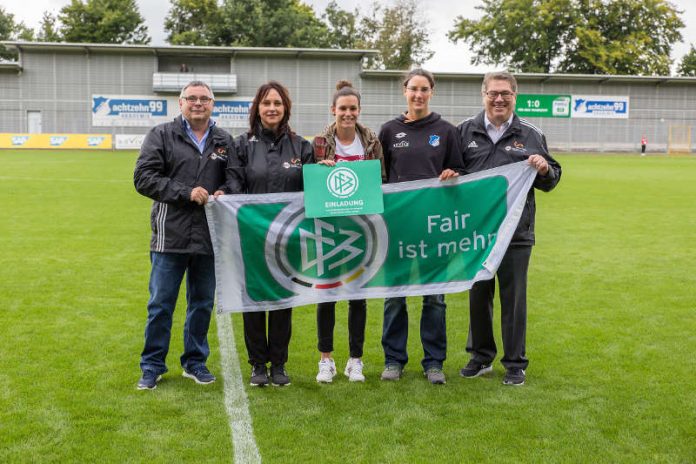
[207,161,537,312]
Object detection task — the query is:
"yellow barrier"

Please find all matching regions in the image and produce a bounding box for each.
[0,134,113,149]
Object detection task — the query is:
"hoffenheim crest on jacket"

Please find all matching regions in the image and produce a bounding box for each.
[429,135,440,147]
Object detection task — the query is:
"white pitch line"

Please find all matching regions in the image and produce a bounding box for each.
[216,312,262,464]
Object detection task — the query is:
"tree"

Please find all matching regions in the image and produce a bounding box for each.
[164,0,332,48]
[449,0,684,75]
[218,0,331,48]
[322,0,433,70]
[58,0,150,44]
[322,1,364,49]
[448,0,576,73]
[36,12,62,42]
[677,45,696,77]
[560,0,684,75]
[368,0,434,69]
[0,7,33,60]
[164,0,221,46]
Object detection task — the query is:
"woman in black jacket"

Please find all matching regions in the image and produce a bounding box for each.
[225,81,314,387]
[378,68,462,385]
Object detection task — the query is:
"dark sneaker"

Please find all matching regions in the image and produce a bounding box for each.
[503,368,526,386]
[182,365,216,385]
[425,367,446,385]
[250,364,269,387]
[380,364,402,381]
[270,364,291,387]
[137,370,162,390]
[459,360,493,378]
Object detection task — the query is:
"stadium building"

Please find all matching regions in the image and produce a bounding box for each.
[1,41,695,152]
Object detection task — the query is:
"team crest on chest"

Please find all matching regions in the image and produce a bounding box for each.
[429,135,440,147]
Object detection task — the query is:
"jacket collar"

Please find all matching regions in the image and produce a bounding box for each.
[472,110,522,138]
[319,121,375,147]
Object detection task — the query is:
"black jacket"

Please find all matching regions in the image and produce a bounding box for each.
[378,112,464,183]
[134,116,234,254]
[226,128,314,194]
[457,110,561,246]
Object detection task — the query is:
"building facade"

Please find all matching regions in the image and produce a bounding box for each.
[1,41,695,152]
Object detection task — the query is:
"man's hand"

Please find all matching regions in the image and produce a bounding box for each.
[527,154,549,176]
[439,169,459,181]
[213,190,225,198]
[190,186,210,205]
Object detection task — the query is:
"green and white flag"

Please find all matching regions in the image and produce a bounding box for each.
[206,161,537,313]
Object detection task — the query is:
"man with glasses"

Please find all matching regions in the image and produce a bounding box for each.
[457,72,561,386]
[134,81,234,390]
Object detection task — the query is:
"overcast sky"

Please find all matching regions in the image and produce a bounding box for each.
[3,0,695,74]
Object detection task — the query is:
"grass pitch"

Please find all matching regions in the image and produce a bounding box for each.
[0,150,694,463]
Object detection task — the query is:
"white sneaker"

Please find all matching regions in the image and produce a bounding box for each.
[316,358,336,383]
[344,358,365,382]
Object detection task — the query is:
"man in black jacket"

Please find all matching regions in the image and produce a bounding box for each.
[133,81,234,390]
[457,72,561,386]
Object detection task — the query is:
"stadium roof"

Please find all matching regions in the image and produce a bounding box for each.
[0,61,21,72]
[1,41,378,59]
[361,70,696,86]
[4,41,695,85]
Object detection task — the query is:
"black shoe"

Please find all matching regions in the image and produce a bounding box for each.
[459,360,493,378]
[503,368,526,386]
[250,364,269,387]
[270,364,291,387]
[182,365,216,385]
[137,370,162,390]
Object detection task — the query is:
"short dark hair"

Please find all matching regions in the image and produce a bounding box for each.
[402,68,435,89]
[248,81,293,135]
[482,71,518,93]
[332,80,361,107]
[179,80,214,99]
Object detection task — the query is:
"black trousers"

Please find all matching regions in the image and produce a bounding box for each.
[467,246,532,370]
[243,308,292,366]
[317,299,367,358]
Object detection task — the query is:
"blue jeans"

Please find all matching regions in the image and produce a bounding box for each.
[381,295,447,371]
[140,252,215,374]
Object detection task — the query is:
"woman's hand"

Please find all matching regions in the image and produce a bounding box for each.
[439,169,459,181]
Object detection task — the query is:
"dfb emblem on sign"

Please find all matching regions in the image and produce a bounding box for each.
[326,167,359,199]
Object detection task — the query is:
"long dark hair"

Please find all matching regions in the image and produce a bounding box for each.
[248,80,293,136]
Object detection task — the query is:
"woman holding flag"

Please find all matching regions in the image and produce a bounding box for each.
[225,81,314,387]
[377,68,463,385]
[312,80,384,383]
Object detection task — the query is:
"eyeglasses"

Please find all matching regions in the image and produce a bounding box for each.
[183,96,213,104]
[484,91,515,100]
[405,86,432,94]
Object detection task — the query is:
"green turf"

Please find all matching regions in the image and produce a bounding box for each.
[1,150,694,463]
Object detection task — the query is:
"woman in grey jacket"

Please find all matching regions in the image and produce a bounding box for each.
[225,81,314,387]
